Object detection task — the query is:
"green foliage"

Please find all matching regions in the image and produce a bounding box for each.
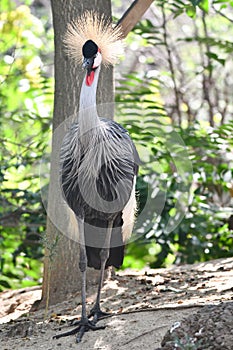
[116,0,233,268]
[154,0,209,18]
[117,73,233,269]
[171,332,203,349]
[0,1,53,290]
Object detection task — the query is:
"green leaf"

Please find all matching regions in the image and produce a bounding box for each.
[206,52,225,65]
[0,279,11,289]
[198,0,209,12]
[186,5,197,18]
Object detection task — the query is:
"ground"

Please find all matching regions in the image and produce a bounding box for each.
[0,257,233,349]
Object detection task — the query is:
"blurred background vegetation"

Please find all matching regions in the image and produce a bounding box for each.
[0,0,232,290]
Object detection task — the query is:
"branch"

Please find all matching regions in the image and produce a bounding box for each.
[116,0,154,38]
[121,325,165,346]
[161,4,182,126]
[201,12,215,127]
[67,304,204,327]
[212,6,233,24]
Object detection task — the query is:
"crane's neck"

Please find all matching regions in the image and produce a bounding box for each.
[79,66,101,138]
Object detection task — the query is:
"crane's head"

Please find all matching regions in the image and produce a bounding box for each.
[63,11,124,74]
[82,40,102,86]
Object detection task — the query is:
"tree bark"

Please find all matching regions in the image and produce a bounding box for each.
[41,0,113,306]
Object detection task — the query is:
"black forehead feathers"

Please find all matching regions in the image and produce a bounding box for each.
[82,40,98,58]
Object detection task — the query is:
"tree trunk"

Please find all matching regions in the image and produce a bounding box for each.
[41,0,113,306]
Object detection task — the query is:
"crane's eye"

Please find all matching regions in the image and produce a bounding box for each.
[82,56,95,69]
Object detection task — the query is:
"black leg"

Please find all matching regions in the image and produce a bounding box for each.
[89,221,113,322]
[53,317,105,343]
[53,218,106,343]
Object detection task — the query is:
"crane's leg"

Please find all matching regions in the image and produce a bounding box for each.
[89,221,113,322]
[53,218,105,343]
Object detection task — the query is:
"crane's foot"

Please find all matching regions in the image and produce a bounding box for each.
[53,317,105,343]
[88,304,111,322]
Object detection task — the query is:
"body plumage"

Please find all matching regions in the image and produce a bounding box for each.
[60,117,139,269]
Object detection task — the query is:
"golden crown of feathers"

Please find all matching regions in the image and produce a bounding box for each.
[63,11,124,66]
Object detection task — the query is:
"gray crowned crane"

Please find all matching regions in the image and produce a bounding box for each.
[53,11,140,343]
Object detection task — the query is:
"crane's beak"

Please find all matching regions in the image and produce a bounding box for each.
[83,57,96,86]
[82,57,94,72]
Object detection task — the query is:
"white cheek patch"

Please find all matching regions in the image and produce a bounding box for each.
[93,52,102,68]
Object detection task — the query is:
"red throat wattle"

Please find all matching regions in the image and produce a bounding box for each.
[86,70,95,86]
